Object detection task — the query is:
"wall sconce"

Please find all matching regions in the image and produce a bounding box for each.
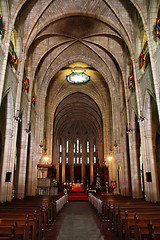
[108,156,112,161]
[114,141,118,148]
[25,128,31,134]
[44,156,49,161]
[39,141,44,148]
[14,109,23,122]
[126,128,134,134]
[39,141,47,153]
[108,148,113,161]
[43,148,47,153]
[126,124,134,134]
[25,123,31,134]
[138,110,145,122]
[14,115,21,122]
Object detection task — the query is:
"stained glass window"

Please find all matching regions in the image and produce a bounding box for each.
[80,144,82,153]
[77,138,79,153]
[80,157,82,164]
[66,140,69,153]
[94,144,96,153]
[73,143,76,153]
[77,157,79,164]
[73,157,75,164]
[87,157,90,164]
[66,72,90,84]
[66,157,68,164]
[60,144,62,153]
[94,157,96,163]
[59,157,62,164]
[87,140,90,153]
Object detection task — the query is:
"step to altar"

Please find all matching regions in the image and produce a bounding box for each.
[68,188,89,201]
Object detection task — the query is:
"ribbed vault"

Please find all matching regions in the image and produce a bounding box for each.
[54,92,103,138]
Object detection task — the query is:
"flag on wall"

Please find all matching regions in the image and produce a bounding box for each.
[128,73,135,91]
[32,91,36,106]
[0,15,4,35]
[139,49,146,68]
[155,16,160,39]
[10,50,18,69]
[24,77,29,93]
[139,41,149,69]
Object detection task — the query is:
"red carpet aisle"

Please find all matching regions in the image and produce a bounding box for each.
[68,187,89,201]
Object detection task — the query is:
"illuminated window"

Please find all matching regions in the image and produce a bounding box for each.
[66,157,69,164]
[80,144,82,153]
[94,144,96,153]
[87,157,90,164]
[87,140,90,153]
[66,140,69,153]
[60,144,62,153]
[94,157,96,163]
[59,157,62,164]
[77,157,79,164]
[77,138,79,153]
[80,157,82,164]
[73,157,75,164]
[73,143,76,153]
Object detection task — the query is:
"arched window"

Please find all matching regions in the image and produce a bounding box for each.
[93,138,96,163]
[66,140,69,153]
[59,138,62,152]
[59,138,62,164]
[80,143,82,153]
[73,143,76,153]
[77,138,79,153]
[139,31,150,70]
[87,140,90,153]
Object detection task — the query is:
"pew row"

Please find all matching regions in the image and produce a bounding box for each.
[89,193,160,240]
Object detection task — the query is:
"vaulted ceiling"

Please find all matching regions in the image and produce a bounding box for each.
[3,0,148,139]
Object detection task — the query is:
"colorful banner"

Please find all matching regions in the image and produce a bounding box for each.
[0,15,4,35]
[24,77,29,93]
[32,90,36,106]
[155,16,160,39]
[111,181,116,189]
[11,50,18,69]
[128,73,135,91]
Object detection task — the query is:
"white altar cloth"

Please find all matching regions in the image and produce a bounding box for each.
[56,194,68,213]
[88,193,102,214]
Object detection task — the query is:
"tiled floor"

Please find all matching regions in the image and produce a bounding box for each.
[45,202,117,240]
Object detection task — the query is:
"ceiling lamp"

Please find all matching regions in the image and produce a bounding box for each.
[66,69,90,84]
[66,66,90,84]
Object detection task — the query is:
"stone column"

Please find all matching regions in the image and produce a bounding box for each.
[143,96,160,202]
[90,139,94,185]
[15,120,29,199]
[55,139,59,182]
[129,131,142,199]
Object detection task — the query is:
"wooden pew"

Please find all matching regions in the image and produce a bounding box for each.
[0,221,17,240]
[91,194,160,240]
[0,194,65,240]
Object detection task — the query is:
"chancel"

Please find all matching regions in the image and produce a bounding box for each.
[0,0,160,239]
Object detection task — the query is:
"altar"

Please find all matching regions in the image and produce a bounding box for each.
[72,183,84,188]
